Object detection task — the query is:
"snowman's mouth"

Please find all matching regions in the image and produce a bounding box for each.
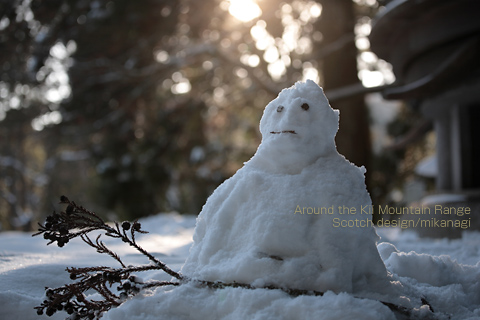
[270,130,297,134]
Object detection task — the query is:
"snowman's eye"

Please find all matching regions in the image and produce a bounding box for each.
[301,103,309,111]
[277,106,284,112]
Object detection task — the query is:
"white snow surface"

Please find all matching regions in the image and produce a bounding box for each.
[1,215,480,320]
[1,81,480,319]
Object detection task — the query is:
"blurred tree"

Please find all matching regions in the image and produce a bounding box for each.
[0,0,54,229]
[1,0,388,229]
[315,0,371,169]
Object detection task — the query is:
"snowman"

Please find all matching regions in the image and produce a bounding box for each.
[181,80,391,295]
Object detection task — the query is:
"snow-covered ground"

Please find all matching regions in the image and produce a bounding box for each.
[0,213,194,320]
[1,81,479,319]
[0,213,479,320]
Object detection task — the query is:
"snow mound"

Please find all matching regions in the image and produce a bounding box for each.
[181,80,391,295]
[1,214,480,319]
[103,284,396,320]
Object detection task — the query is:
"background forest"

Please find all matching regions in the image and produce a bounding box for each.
[0,0,432,230]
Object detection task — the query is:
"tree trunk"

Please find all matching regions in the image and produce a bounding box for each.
[314,0,371,170]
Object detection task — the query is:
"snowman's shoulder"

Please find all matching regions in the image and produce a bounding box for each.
[303,154,369,194]
[308,153,365,175]
[199,166,257,213]
[202,172,239,207]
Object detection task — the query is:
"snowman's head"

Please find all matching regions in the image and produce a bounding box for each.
[249,80,340,173]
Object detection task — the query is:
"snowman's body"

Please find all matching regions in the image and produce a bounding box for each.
[181,80,390,294]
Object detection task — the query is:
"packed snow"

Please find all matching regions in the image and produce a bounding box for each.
[1,214,480,320]
[1,81,479,319]
[182,80,391,297]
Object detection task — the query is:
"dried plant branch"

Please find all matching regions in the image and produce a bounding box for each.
[32,196,186,318]
[81,233,126,268]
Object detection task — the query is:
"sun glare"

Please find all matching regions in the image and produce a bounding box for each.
[228,0,262,22]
